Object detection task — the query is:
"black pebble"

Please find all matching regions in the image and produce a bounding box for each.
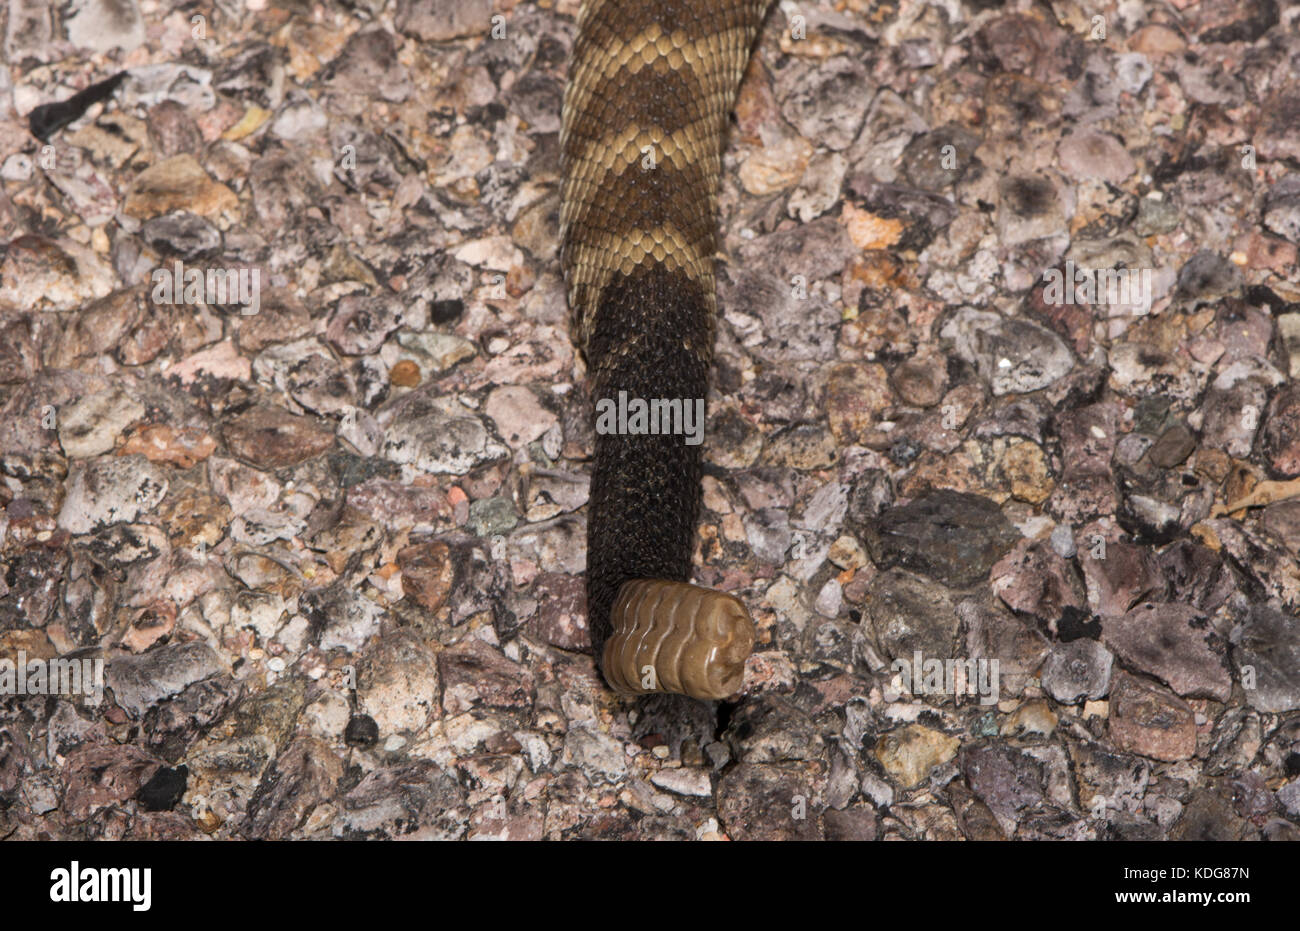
[137,764,188,812]
[1057,605,1102,642]
[344,714,379,748]
[429,299,464,325]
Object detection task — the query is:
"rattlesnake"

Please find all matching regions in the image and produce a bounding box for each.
[560,0,775,700]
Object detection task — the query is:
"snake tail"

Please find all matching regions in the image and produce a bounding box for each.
[560,0,771,700]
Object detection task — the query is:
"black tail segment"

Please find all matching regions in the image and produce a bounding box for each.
[584,261,713,661]
[28,71,128,142]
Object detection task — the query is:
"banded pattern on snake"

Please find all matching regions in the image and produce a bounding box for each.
[560,0,774,700]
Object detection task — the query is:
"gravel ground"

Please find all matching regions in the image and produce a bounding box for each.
[2,0,1300,840]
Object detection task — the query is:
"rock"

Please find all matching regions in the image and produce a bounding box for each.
[1058,130,1135,184]
[948,781,1005,840]
[171,341,253,390]
[1208,518,1300,611]
[466,496,517,536]
[789,150,848,221]
[222,405,334,469]
[5,0,53,61]
[824,805,879,840]
[1201,367,1272,459]
[146,101,203,158]
[1109,344,1202,409]
[562,727,627,784]
[0,236,115,311]
[123,155,237,218]
[763,424,838,470]
[1079,541,1166,617]
[517,469,589,522]
[1233,605,1300,713]
[119,424,216,469]
[1049,523,1076,558]
[141,212,221,259]
[1108,672,1196,762]
[357,631,440,736]
[960,742,1044,834]
[1263,383,1300,477]
[861,489,1019,588]
[1261,500,1300,556]
[1040,640,1113,704]
[251,340,354,417]
[724,696,824,764]
[325,294,402,356]
[124,63,214,112]
[243,737,343,839]
[57,387,145,458]
[705,404,764,469]
[740,131,813,196]
[141,676,240,761]
[1178,251,1243,300]
[875,724,960,788]
[341,761,466,839]
[1264,191,1300,244]
[1135,194,1180,236]
[120,598,177,653]
[1146,422,1196,469]
[650,767,712,797]
[300,585,385,653]
[390,360,421,388]
[890,352,948,408]
[961,596,1051,698]
[1277,780,1300,818]
[1069,742,1150,817]
[727,219,852,364]
[323,29,413,106]
[395,0,493,41]
[895,122,973,189]
[394,330,477,375]
[825,362,892,447]
[269,91,327,140]
[57,455,168,534]
[63,0,145,54]
[777,57,871,151]
[942,308,1075,396]
[62,744,161,819]
[380,392,508,476]
[106,642,224,718]
[866,569,959,662]
[1000,700,1057,739]
[996,174,1065,244]
[1171,787,1255,842]
[1157,541,1237,615]
[997,439,1053,504]
[989,539,1085,621]
[716,762,826,840]
[438,638,533,713]
[1101,603,1231,701]
[397,541,455,613]
[527,572,589,651]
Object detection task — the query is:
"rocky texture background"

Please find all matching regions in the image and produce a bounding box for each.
[2,0,1300,840]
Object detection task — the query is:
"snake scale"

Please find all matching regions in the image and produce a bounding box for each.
[560,0,774,700]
